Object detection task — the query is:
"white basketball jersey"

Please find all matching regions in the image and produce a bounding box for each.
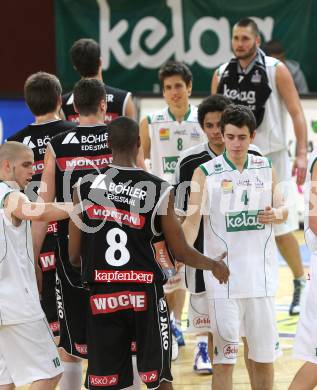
[201,152,278,298]
[0,182,44,325]
[148,105,204,183]
[304,148,317,253]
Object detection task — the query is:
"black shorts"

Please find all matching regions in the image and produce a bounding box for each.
[55,238,89,358]
[39,234,59,336]
[85,283,173,389]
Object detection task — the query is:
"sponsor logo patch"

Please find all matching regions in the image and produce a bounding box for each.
[86,205,145,228]
[74,343,87,355]
[154,241,176,278]
[33,160,44,175]
[94,270,154,284]
[225,210,264,232]
[56,154,112,171]
[159,128,170,140]
[162,156,179,174]
[193,315,210,328]
[49,321,60,333]
[221,179,233,193]
[139,370,158,383]
[40,251,56,271]
[22,136,36,148]
[214,163,223,173]
[89,374,118,387]
[223,344,238,359]
[47,221,58,234]
[90,291,147,314]
[158,297,168,313]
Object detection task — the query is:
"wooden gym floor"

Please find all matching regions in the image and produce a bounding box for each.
[18,231,308,389]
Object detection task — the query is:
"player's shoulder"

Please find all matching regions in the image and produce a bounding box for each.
[199,154,224,176]
[264,55,280,69]
[49,125,77,145]
[6,125,32,142]
[249,154,272,169]
[248,143,262,157]
[105,84,130,98]
[217,62,229,77]
[62,91,73,106]
[146,107,170,124]
[179,142,208,165]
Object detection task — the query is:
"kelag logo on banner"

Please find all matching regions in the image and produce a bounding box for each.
[55,0,317,93]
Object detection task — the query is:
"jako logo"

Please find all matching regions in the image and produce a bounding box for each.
[160,316,169,350]
[225,210,265,232]
[62,132,79,144]
[162,156,179,174]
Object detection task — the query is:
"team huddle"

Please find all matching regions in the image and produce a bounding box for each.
[0,17,316,390]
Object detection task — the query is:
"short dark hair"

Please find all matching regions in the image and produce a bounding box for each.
[108,117,139,152]
[220,105,256,135]
[262,40,284,56]
[197,95,232,128]
[235,18,260,37]
[73,79,106,116]
[70,38,100,77]
[158,60,192,88]
[24,72,62,116]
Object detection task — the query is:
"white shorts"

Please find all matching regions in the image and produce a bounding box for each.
[164,265,186,294]
[208,297,281,364]
[293,253,317,363]
[267,150,299,236]
[187,293,211,333]
[0,318,63,386]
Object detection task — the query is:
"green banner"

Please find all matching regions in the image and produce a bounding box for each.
[55,0,317,93]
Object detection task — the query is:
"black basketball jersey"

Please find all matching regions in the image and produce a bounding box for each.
[77,165,176,286]
[50,124,112,239]
[62,85,130,124]
[7,120,75,188]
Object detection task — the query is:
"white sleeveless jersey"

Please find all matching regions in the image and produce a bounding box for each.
[304,148,317,253]
[219,56,287,155]
[0,182,44,325]
[148,105,205,183]
[201,152,278,298]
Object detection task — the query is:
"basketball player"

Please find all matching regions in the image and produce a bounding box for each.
[211,18,308,316]
[32,78,112,390]
[68,116,229,390]
[289,148,317,390]
[175,95,262,374]
[183,105,287,390]
[0,141,73,390]
[62,38,135,123]
[7,71,75,338]
[140,60,205,359]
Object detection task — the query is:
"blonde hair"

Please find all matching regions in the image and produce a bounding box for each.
[0,142,33,164]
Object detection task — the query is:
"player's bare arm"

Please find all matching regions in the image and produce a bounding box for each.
[161,191,229,284]
[124,94,136,119]
[258,168,288,224]
[140,117,151,160]
[308,160,317,235]
[68,188,83,268]
[276,63,308,185]
[182,167,207,245]
[32,145,57,262]
[211,68,220,94]
[4,191,73,224]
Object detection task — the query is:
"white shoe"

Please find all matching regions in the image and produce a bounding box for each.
[193,342,212,374]
[172,335,179,361]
